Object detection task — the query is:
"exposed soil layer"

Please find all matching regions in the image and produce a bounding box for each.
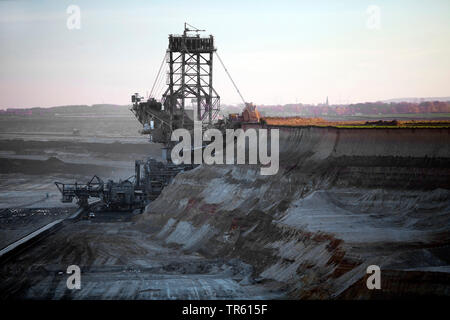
[139,127,450,299]
[262,117,450,127]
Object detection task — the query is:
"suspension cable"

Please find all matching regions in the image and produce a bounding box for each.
[215,51,246,105]
[149,52,168,98]
[154,56,169,100]
[153,59,168,99]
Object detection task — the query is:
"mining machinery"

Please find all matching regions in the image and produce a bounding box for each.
[55,158,195,210]
[131,23,221,155]
[56,24,258,210]
[130,23,258,155]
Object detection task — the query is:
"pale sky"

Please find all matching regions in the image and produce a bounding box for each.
[0,0,449,108]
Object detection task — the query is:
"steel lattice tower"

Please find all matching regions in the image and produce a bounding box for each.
[162,23,220,127]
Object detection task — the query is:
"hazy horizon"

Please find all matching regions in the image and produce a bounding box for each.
[1,0,449,108]
[2,95,450,111]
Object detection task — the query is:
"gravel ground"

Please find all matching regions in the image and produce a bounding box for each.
[0,211,284,299]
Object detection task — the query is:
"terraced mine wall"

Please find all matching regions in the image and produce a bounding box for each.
[138,127,450,299]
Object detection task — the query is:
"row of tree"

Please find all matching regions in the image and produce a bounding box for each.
[256,101,450,117]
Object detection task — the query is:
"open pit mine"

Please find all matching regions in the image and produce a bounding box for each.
[0,25,449,300]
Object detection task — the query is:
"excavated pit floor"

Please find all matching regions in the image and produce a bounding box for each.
[0,211,284,300]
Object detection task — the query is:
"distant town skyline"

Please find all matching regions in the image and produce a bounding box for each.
[1,0,449,108]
